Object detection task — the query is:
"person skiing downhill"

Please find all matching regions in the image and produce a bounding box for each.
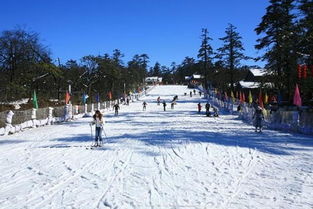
[113,103,120,116]
[197,103,202,113]
[142,101,147,111]
[90,110,104,147]
[163,100,167,111]
[253,106,264,132]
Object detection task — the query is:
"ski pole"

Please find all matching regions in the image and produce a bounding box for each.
[102,128,108,138]
[90,123,94,146]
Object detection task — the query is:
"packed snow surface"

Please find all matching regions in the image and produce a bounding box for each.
[0,85,312,209]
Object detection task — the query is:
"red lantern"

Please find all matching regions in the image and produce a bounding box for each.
[298,64,302,79]
[303,65,307,79]
[311,65,313,77]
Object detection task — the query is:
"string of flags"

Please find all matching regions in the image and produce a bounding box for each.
[211,84,303,108]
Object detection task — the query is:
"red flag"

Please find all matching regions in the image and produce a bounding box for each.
[293,84,302,107]
[108,91,112,100]
[259,91,264,108]
[239,92,243,103]
[298,64,302,79]
[242,92,246,103]
[303,65,307,79]
[224,92,228,101]
[65,91,70,104]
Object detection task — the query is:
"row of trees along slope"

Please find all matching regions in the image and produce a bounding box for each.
[0,28,149,108]
[1,0,312,107]
[161,0,313,104]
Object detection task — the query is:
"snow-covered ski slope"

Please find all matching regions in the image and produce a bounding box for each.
[0,85,313,209]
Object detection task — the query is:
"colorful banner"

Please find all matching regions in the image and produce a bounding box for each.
[293,84,302,107]
[33,90,38,109]
[248,91,253,104]
[65,91,70,104]
[231,91,235,103]
[96,93,100,103]
[264,92,268,105]
[108,91,112,100]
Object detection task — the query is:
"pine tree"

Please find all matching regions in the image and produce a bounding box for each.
[255,0,298,99]
[298,0,313,101]
[298,0,313,65]
[152,62,161,76]
[197,28,214,91]
[216,24,249,89]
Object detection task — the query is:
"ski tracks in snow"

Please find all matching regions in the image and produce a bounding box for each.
[1,85,313,208]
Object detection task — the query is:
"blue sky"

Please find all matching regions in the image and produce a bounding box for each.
[0,0,268,68]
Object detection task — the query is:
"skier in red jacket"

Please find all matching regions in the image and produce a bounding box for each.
[197,103,202,113]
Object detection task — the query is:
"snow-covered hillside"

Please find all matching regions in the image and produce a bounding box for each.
[0,85,312,209]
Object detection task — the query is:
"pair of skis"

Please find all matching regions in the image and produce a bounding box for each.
[88,124,107,150]
[86,143,103,150]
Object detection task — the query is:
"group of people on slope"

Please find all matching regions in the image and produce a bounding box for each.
[154,95,178,111]
[188,89,203,98]
[198,102,219,117]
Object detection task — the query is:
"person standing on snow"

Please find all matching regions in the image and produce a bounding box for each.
[157,97,161,105]
[171,102,174,109]
[193,89,196,95]
[199,91,202,97]
[213,106,219,117]
[163,100,167,111]
[205,102,211,116]
[113,103,120,116]
[197,103,202,113]
[190,91,193,97]
[142,101,147,111]
[90,110,104,146]
[253,106,264,132]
